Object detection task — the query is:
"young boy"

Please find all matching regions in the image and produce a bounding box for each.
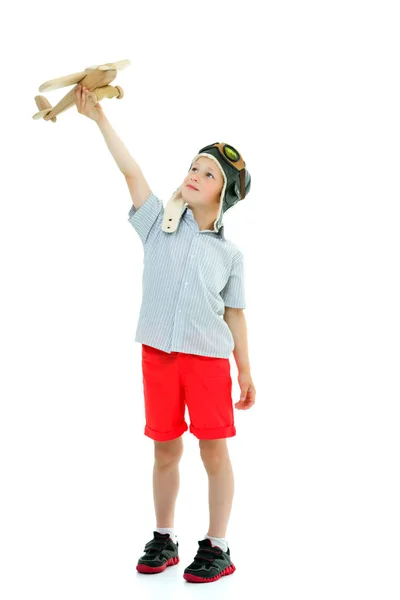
[74,85,256,583]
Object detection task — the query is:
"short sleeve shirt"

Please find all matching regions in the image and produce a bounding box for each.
[127,191,246,358]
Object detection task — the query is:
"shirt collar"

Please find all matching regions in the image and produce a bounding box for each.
[182,205,225,240]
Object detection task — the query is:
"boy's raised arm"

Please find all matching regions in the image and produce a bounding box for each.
[96,113,151,210]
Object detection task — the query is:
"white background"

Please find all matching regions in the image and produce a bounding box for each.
[1,1,399,598]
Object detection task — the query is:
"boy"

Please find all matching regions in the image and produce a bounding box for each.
[74,85,256,583]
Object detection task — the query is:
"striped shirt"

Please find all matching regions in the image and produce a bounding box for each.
[127,191,246,358]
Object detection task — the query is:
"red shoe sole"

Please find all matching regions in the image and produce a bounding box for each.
[136,555,180,574]
[183,563,236,583]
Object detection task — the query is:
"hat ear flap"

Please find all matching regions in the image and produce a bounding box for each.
[173,187,183,200]
[224,180,239,208]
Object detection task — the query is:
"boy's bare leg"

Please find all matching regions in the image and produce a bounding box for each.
[199,439,234,539]
[153,437,184,527]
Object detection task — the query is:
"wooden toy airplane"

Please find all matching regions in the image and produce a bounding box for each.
[32,59,131,122]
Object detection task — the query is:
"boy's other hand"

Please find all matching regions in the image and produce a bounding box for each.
[235,373,256,410]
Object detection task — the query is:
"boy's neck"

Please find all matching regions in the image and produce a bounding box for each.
[187,204,219,232]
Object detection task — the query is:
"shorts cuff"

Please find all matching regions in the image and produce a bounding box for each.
[145,422,188,441]
[189,424,236,440]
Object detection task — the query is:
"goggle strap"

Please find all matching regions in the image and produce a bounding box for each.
[240,168,246,199]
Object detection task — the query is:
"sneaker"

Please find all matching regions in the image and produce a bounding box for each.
[183,538,236,583]
[136,531,179,574]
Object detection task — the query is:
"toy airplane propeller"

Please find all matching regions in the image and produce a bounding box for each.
[32,59,131,122]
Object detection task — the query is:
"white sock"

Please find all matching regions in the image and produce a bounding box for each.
[205,534,228,553]
[155,527,178,544]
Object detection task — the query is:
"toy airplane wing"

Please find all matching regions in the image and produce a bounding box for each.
[38,59,131,92]
[39,70,87,92]
[85,59,131,72]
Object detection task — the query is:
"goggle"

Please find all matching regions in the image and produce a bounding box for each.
[198,142,247,199]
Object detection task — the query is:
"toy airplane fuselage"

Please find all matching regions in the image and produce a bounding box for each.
[33,60,130,122]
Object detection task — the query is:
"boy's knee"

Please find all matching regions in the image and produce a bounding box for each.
[154,437,184,466]
[199,439,229,467]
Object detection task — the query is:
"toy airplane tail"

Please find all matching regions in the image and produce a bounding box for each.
[32,95,57,121]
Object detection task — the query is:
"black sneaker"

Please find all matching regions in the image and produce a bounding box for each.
[183,538,236,583]
[136,531,179,574]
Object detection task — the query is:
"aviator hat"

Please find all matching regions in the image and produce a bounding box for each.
[161,142,251,234]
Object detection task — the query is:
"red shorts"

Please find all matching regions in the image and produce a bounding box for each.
[141,344,236,441]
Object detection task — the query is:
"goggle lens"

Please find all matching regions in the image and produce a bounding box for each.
[223,145,240,162]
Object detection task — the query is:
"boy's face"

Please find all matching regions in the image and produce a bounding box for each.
[181,156,224,209]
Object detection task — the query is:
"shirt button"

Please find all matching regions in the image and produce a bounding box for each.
[184,282,188,286]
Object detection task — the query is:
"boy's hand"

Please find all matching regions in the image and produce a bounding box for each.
[235,373,256,410]
[74,84,105,122]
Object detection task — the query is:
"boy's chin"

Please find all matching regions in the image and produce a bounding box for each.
[181,192,196,205]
